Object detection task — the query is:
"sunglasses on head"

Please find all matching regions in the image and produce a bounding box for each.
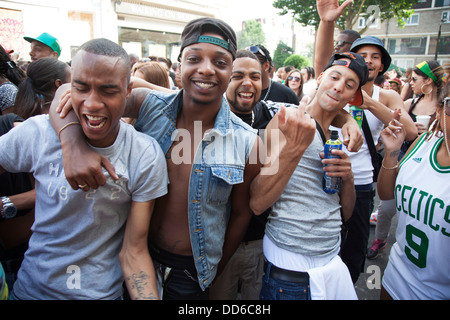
[444,97,450,116]
[287,76,301,82]
[334,40,353,47]
[248,46,268,60]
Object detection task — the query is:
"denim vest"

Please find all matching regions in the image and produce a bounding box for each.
[135,90,257,290]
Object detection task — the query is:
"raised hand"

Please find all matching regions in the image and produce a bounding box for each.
[277,105,317,154]
[341,119,363,152]
[317,0,353,22]
[380,109,406,153]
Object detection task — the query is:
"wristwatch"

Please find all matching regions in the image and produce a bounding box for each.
[1,196,17,220]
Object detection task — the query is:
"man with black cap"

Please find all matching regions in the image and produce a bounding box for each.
[50,18,261,300]
[24,32,61,62]
[211,49,366,300]
[313,0,418,284]
[249,52,369,300]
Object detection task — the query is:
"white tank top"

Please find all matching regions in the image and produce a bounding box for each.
[382,134,450,299]
[331,86,384,185]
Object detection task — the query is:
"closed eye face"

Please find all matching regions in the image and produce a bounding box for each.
[328,70,358,90]
[231,71,261,82]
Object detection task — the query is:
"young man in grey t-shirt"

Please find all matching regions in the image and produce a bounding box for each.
[250,52,369,300]
[0,39,168,300]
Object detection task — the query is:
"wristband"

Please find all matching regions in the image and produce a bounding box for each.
[381,161,398,170]
[58,122,81,141]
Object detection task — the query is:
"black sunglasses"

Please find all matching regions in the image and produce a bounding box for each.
[287,76,301,82]
[334,40,353,47]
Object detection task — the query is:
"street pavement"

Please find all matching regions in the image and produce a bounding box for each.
[354,186,398,300]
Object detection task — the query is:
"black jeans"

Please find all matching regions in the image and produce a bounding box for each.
[149,242,209,300]
[340,186,375,284]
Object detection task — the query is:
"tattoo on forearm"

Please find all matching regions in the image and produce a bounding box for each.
[389,150,401,158]
[127,271,158,300]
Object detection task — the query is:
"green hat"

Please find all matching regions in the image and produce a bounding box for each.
[24,32,61,57]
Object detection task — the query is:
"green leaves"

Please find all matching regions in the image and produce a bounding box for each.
[272,0,419,33]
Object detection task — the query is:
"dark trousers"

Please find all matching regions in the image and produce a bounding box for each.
[148,242,209,300]
[340,186,375,284]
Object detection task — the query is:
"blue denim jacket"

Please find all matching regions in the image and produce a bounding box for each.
[135,90,257,290]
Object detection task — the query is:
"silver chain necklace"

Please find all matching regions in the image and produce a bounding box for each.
[262,80,272,101]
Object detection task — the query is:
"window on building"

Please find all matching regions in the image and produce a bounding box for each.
[442,11,450,23]
[413,0,432,9]
[388,37,427,55]
[403,14,420,26]
[68,12,94,59]
[357,16,379,29]
[358,17,366,29]
[435,0,450,7]
[429,36,450,55]
[118,27,181,62]
[392,59,415,70]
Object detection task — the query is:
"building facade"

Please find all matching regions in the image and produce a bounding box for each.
[0,0,221,63]
[359,0,450,70]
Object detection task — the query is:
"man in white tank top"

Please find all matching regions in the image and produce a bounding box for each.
[338,36,417,284]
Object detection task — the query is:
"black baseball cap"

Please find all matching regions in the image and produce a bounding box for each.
[323,52,369,106]
[178,17,237,61]
[350,36,391,74]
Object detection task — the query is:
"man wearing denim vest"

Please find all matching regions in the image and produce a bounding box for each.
[50,18,261,300]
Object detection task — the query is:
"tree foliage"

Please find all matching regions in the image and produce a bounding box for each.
[237,20,266,49]
[273,41,294,69]
[273,0,419,33]
[284,54,311,69]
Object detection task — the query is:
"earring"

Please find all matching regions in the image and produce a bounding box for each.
[444,113,450,157]
[427,118,440,141]
[421,84,433,95]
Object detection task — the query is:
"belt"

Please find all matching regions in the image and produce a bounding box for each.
[355,183,373,191]
[264,261,309,283]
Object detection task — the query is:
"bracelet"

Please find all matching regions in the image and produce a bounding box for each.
[58,121,81,140]
[382,161,398,170]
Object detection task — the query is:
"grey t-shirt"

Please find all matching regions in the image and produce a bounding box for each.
[0,115,168,299]
[265,130,342,257]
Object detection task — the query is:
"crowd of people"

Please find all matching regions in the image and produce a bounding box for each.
[0,0,448,301]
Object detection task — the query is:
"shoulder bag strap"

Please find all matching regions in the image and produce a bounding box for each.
[315,120,327,145]
[362,112,382,182]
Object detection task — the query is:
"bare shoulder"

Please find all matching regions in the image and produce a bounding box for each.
[379,87,405,109]
[124,88,153,118]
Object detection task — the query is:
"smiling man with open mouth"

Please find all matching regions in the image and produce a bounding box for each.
[50,17,262,300]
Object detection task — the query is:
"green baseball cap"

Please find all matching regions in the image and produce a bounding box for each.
[24,32,61,57]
